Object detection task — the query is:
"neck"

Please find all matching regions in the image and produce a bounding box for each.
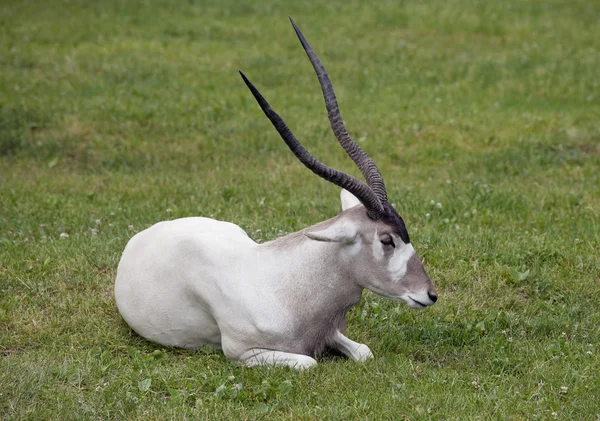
[257,224,363,355]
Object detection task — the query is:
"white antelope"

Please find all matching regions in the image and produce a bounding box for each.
[115,18,437,369]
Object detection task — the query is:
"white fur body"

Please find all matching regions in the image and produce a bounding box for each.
[115,192,437,369]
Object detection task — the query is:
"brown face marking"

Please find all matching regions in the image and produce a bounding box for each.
[405,253,435,292]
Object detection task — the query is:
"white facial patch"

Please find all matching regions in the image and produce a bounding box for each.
[371,231,384,262]
[388,243,415,281]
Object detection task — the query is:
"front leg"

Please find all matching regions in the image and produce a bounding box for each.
[331,330,373,362]
[240,348,317,370]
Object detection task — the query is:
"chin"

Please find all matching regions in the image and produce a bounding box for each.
[405,300,427,309]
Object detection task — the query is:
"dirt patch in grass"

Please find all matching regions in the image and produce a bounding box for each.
[0,106,49,156]
[574,140,600,158]
[1,347,20,358]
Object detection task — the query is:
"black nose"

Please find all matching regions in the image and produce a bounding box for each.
[428,292,438,303]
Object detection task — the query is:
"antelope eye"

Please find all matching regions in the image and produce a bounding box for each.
[380,236,395,248]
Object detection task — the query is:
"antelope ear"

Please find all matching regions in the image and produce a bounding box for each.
[340,189,361,211]
[305,222,357,244]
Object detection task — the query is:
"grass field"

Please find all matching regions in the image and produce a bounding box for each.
[1,0,599,419]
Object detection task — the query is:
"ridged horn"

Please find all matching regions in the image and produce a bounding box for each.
[289,17,388,203]
[239,71,384,219]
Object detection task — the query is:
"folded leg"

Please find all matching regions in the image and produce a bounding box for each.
[240,348,317,370]
[330,331,373,362]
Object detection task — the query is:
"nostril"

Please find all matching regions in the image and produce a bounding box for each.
[428,292,438,303]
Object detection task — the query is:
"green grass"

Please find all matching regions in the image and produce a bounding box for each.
[1,0,599,419]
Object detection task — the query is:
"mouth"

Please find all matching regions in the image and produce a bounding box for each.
[408,296,427,308]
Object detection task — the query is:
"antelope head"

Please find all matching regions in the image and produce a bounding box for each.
[240,18,437,309]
